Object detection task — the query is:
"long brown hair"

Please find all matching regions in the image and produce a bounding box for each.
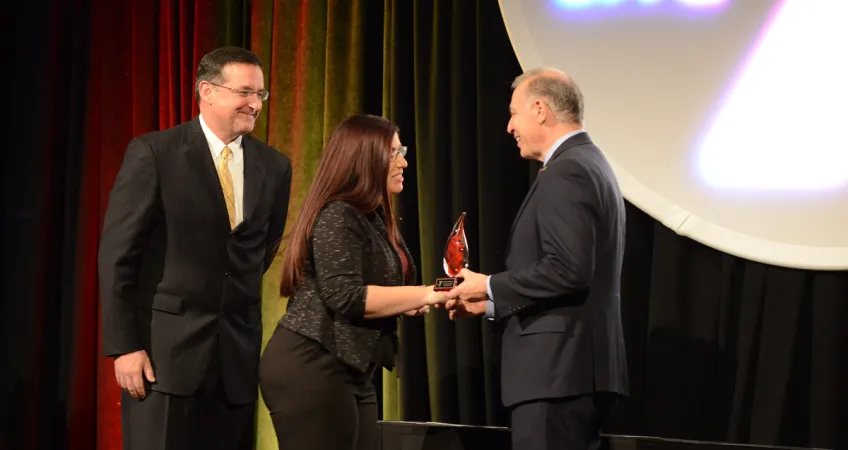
[280,114,402,297]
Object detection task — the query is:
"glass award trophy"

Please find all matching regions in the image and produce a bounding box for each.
[434,212,469,292]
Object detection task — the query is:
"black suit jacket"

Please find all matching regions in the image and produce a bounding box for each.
[489,132,628,408]
[98,117,292,404]
[278,200,417,373]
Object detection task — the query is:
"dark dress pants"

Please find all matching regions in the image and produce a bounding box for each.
[121,343,255,450]
[510,392,618,450]
[259,325,378,450]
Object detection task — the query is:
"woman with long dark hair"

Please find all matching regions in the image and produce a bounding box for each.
[258,114,445,450]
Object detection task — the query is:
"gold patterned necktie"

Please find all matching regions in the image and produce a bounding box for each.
[216,145,236,229]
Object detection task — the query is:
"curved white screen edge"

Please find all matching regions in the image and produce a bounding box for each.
[498,0,848,270]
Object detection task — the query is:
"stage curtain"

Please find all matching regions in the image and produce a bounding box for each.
[611,203,848,448]
[246,0,385,447]
[5,0,251,448]
[377,0,524,426]
[85,1,251,448]
[4,0,95,448]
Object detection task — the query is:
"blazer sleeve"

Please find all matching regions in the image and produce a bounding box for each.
[489,160,597,319]
[311,202,369,320]
[264,153,292,271]
[98,137,160,357]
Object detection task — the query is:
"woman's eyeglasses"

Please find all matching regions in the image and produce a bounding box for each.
[391,146,408,161]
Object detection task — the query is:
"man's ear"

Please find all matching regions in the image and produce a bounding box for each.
[533,99,547,124]
[198,81,214,104]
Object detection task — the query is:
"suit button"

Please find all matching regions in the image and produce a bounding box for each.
[225,271,232,277]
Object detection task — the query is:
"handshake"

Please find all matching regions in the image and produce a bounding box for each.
[424,268,490,320]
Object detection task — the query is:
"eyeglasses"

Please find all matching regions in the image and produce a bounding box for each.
[391,146,408,161]
[209,82,270,101]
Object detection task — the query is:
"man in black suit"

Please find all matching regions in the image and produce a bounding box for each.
[445,68,628,450]
[98,46,292,450]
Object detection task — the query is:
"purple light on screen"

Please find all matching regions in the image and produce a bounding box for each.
[550,0,730,20]
[553,0,727,8]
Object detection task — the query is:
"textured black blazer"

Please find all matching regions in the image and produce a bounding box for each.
[278,200,417,373]
[98,117,292,404]
[489,132,629,407]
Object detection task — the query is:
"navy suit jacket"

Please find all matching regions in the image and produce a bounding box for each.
[489,132,629,407]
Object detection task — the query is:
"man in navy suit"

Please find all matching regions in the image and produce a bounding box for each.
[446,68,628,450]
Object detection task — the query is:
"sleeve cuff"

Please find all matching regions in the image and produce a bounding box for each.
[485,276,494,319]
[486,275,493,300]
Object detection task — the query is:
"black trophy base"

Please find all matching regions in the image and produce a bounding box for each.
[434,277,462,291]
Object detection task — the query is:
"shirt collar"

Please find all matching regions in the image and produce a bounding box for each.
[542,129,585,167]
[199,113,243,157]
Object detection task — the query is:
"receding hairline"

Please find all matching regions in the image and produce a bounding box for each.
[509,67,584,124]
[511,68,572,91]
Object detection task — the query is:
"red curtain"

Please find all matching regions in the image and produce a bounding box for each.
[65,1,245,448]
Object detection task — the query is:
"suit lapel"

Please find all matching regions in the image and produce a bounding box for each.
[507,132,594,241]
[238,136,265,231]
[182,118,230,232]
[509,178,540,237]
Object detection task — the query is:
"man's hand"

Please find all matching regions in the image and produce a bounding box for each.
[114,350,155,400]
[445,299,487,320]
[446,268,489,302]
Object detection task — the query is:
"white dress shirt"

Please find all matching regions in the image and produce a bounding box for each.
[199,113,245,226]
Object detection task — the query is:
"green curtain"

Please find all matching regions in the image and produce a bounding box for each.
[252,0,375,323]
[248,1,389,447]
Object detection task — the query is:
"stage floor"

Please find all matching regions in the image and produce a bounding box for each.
[375,421,831,450]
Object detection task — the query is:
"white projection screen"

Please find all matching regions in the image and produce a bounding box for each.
[498,0,848,270]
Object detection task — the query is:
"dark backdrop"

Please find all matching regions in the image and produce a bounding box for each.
[4,0,847,449]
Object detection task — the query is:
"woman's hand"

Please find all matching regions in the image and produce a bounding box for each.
[423,285,447,306]
[401,286,443,316]
[403,305,430,316]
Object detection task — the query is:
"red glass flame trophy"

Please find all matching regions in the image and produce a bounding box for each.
[434,212,469,291]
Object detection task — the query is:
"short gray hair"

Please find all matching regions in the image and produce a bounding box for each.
[512,68,584,124]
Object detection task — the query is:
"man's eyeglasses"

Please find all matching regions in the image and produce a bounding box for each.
[209,82,270,101]
[391,146,408,161]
